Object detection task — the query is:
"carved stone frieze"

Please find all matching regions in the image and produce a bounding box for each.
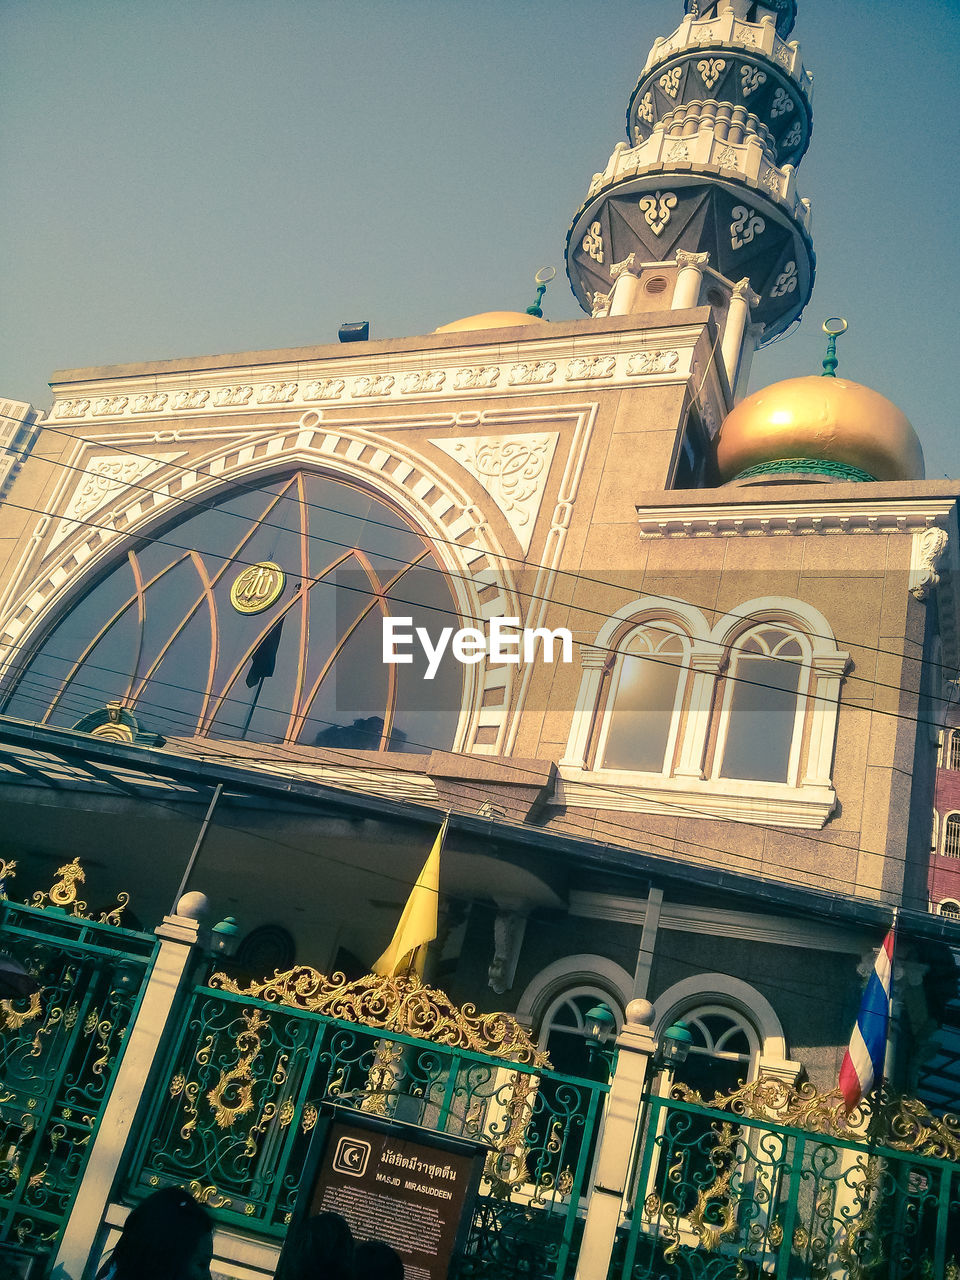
[507,361,556,387]
[171,389,209,410]
[213,386,253,407]
[132,393,168,414]
[626,350,680,376]
[639,191,677,236]
[53,400,90,420]
[565,355,616,381]
[303,378,345,401]
[47,452,185,554]
[429,432,560,553]
[400,370,446,394]
[454,366,500,391]
[258,382,299,404]
[91,396,129,417]
[352,374,395,398]
[730,206,765,250]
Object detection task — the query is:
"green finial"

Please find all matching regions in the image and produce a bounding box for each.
[821,317,848,377]
[526,266,556,318]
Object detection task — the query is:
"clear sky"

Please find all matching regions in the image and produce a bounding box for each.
[2,1,958,476]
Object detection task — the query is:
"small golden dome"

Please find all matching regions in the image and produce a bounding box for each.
[714,376,924,483]
[433,310,549,334]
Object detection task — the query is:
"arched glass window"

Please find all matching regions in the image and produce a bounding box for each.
[670,1006,759,1095]
[949,731,960,771]
[940,900,960,919]
[3,472,463,752]
[539,989,623,1079]
[943,815,960,858]
[597,626,689,773]
[718,626,805,784]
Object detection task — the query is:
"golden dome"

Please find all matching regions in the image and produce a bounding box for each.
[714,376,924,483]
[433,310,549,334]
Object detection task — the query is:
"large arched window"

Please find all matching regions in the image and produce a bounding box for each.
[669,1005,760,1095]
[596,625,690,774]
[715,625,807,784]
[2,472,463,752]
[948,731,960,771]
[538,988,625,1079]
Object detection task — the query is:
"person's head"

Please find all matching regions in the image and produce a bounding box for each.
[275,1211,354,1280]
[353,1241,404,1280]
[98,1187,214,1280]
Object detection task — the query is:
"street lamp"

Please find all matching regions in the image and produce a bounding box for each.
[657,1020,694,1071]
[585,1000,618,1067]
[210,916,240,959]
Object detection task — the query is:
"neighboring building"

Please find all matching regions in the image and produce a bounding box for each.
[0,2,959,1279]
[932,711,960,917]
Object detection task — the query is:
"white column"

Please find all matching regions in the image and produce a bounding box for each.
[574,1000,658,1280]
[674,653,724,778]
[733,321,764,401]
[672,250,709,310]
[721,278,760,394]
[559,644,608,767]
[608,254,643,316]
[52,897,208,1280]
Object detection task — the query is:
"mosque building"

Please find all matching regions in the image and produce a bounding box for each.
[0,2,958,1277]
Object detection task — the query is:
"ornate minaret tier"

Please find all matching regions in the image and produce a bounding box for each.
[566,0,814,386]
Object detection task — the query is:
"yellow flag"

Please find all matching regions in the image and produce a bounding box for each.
[372,820,446,977]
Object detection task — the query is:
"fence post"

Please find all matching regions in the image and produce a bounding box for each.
[50,895,208,1280]
[574,999,657,1280]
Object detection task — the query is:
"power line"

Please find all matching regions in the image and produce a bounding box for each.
[3,411,955,687]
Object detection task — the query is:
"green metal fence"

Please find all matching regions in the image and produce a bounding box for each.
[126,980,609,1279]
[0,897,156,1253]
[614,1085,960,1279]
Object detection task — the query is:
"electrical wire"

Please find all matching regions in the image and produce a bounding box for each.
[2,410,955,686]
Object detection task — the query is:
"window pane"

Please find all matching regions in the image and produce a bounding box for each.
[601,651,682,772]
[720,654,801,783]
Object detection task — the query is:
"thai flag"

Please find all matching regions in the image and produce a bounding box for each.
[839,928,895,1111]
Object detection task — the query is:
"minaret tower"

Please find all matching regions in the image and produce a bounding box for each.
[566,0,814,391]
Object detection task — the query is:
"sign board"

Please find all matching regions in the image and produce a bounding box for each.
[285,1110,487,1280]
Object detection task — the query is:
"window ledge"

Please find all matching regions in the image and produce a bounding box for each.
[555,768,837,829]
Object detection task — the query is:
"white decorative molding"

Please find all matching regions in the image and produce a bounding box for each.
[740,64,767,96]
[488,909,528,995]
[639,191,678,236]
[91,396,129,417]
[507,361,556,387]
[352,374,395,398]
[258,382,298,404]
[53,399,91,420]
[771,86,794,118]
[653,974,789,1064]
[428,433,559,554]
[171,389,208,411]
[635,500,956,539]
[46,452,187,554]
[730,205,765,250]
[581,221,604,264]
[568,892,867,955]
[783,120,802,150]
[697,57,726,90]
[910,527,949,600]
[626,349,680,376]
[515,955,633,1026]
[213,386,252,407]
[400,370,446,395]
[659,67,682,99]
[565,355,616,382]
[303,378,345,401]
[131,393,168,414]
[638,91,654,123]
[454,366,500,390]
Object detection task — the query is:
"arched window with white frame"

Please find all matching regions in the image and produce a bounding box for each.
[940,899,960,919]
[949,731,960,771]
[595,624,691,775]
[715,624,808,785]
[538,986,625,1079]
[943,814,960,858]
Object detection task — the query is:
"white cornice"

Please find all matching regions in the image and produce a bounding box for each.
[635,497,958,538]
[46,322,714,423]
[569,890,866,953]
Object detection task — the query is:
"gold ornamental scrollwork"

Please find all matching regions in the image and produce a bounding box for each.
[229,561,285,615]
[205,1008,268,1129]
[671,1077,960,1160]
[28,857,131,926]
[208,968,550,1068]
